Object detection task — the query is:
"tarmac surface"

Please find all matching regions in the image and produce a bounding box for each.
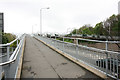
[21,35,102,79]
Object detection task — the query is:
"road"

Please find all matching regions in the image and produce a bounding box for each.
[21,35,101,79]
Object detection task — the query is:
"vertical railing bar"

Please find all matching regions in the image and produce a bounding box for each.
[11,47,13,53]
[100,53,102,68]
[105,40,108,76]
[63,37,64,52]
[92,51,94,60]
[106,52,108,76]
[110,54,112,75]
[102,54,104,68]
[76,39,78,60]
[54,36,56,48]
[113,55,115,77]
[98,53,100,67]
[116,55,119,79]
[93,51,96,66]
[7,45,10,61]
[17,39,18,47]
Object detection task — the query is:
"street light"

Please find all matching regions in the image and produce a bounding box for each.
[40,7,50,35]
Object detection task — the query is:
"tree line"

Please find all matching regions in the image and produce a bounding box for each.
[69,14,120,38]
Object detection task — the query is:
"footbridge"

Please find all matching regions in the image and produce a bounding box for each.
[0,34,120,80]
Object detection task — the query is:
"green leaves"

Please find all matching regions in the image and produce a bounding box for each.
[70,14,119,37]
[2,32,16,44]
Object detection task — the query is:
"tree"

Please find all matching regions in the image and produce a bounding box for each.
[71,29,78,34]
[103,14,120,48]
[2,33,16,44]
[103,14,119,37]
[79,24,94,35]
[94,22,105,35]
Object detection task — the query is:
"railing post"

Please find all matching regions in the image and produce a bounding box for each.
[105,40,108,76]
[117,54,120,79]
[55,35,56,47]
[11,47,13,53]
[17,39,18,47]
[63,37,64,51]
[76,39,78,60]
[7,45,10,61]
[105,40,108,51]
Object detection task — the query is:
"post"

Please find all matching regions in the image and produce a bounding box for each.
[76,39,79,60]
[105,41,108,76]
[11,47,13,53]
[63,37,64,51]
[7,45,10,61]
[55,35,56,47]
[105,40,108,51]
[40,9,42,35]
[117,54,120,79]
[17,39,18,47]
[40,7,50,36]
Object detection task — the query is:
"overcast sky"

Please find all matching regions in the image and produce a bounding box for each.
[0,0,119,34]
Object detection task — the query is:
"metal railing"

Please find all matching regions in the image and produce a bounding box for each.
[34,35,120,80]
[0,34,25,79]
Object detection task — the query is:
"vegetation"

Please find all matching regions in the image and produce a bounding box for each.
[69,14,120,37]
[67,14,120,48]
[0,32,16,47]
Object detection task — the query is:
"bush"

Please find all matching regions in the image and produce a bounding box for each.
[2,32,16,47]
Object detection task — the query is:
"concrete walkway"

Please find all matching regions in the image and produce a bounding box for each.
[21,35,101,79]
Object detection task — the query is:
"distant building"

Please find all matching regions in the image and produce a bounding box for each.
[0,13,4,32]
[118,1,120,14]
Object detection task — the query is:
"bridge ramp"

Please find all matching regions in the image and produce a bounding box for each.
[21,35,101,79]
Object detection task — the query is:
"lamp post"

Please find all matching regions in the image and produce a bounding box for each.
[40,7,50,36]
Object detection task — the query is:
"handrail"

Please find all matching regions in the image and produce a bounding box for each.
[0,35,25,66]
[47,36,120,54]
[55,36,120,43]
[0,34,24,47]
[0,37,19,47]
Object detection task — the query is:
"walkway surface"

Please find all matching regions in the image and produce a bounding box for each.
[21,35,101,79]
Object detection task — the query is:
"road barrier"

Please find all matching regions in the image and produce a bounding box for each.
[34,35,120,80]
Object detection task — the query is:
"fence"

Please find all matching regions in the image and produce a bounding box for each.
[0,34,25,79]
[34,35,120,80]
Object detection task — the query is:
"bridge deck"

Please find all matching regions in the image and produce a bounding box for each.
[21,35,101,78]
